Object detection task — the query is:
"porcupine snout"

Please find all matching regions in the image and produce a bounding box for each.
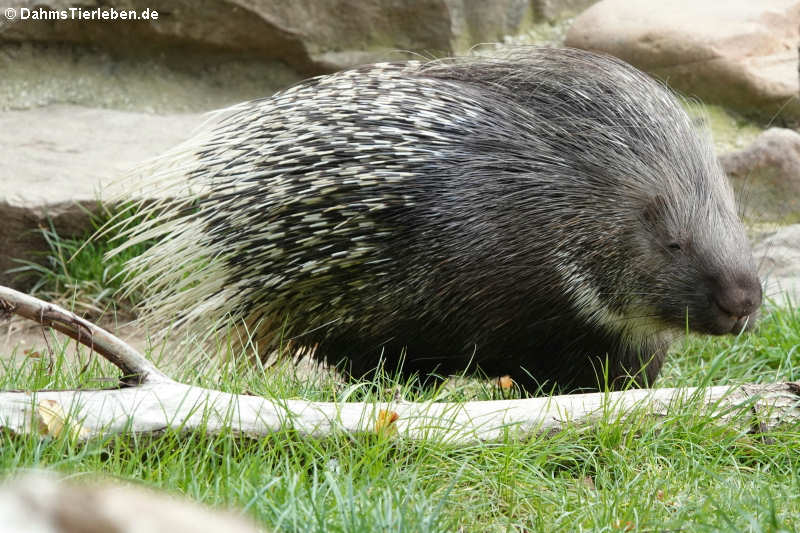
[707,271,762,334]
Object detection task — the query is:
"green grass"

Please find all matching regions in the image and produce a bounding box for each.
[2,225,799,531]
[1,302,799,532]
[7,206,152,318]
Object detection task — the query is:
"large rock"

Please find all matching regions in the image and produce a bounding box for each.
[0,0,537,74]
[532,0,599,22]
[565,0,800,123]
[753,224,800,305]
[0,105,203,288]
[719,128,800,224]
[446,0,534,50]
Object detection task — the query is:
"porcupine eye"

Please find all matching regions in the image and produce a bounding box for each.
[640,196,674,250]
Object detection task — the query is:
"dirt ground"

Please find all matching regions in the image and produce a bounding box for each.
[0,313,333,384]
[1,315,157,366]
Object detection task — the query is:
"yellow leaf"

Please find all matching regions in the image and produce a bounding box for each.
[498,375,514,389]
[375,409,399,436]
[36,399,89,439]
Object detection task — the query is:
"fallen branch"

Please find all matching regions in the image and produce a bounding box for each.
[1,286,799,443]
[0,286,169,385]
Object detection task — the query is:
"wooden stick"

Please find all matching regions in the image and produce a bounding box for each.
[0,286,171,384]
[1,379,798,442]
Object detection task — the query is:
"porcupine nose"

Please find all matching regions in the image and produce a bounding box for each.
[711,272,763,332]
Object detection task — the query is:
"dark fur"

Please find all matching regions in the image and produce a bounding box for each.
[122,48,762,392]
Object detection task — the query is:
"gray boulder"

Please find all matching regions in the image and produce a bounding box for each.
[754,224,800,306]
[0,105,203,288]
[719,128,800,224]
[1,0,539,74]
[565,0,800,122]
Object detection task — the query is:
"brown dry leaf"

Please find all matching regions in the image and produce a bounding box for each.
[375,409,399,436]
[498,375,514,389]
[36,399,90,439]
[612,519,635,531]
[656,489,678,508]
[24,349,43,359]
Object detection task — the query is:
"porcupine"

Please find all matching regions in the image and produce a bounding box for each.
[115,47,762,392]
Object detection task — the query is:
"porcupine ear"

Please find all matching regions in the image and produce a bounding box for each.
[640,195,669,229]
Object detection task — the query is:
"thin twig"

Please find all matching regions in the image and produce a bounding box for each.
[0,286,170,385]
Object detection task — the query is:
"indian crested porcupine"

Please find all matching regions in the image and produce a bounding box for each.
[116,47,762,392]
